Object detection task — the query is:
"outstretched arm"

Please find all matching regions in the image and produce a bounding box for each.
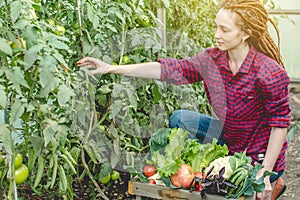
[77,57,162,79]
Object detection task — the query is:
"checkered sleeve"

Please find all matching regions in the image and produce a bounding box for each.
[258,63,291,128]
[157,51,212,85]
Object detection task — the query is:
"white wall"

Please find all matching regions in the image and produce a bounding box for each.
[268,0,300,80]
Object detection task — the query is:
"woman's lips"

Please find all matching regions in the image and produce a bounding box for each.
[217,41,224,46]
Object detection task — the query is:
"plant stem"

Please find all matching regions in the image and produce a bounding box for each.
[80,148,108,200]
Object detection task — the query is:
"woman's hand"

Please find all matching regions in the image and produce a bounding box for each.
[77,57,111,75]
[256,169,272,200]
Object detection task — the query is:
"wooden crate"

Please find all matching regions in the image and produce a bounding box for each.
[128,181,255,200]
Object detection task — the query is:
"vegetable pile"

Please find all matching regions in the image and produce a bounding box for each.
[139,128,274,199]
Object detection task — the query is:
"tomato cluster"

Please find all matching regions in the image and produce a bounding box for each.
[142,163,205,191]
[0,153,29,185]
[98,170,121,185]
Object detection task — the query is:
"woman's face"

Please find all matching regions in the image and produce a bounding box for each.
[214,9,247,51]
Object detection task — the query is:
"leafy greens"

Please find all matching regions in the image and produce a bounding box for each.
[149,128,229,177]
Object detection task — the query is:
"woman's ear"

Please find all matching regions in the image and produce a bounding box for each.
[243,29,252,41]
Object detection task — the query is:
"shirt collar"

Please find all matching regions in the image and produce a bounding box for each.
[221,45,257,74]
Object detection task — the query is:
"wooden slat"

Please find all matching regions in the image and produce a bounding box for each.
[128,181,255,200]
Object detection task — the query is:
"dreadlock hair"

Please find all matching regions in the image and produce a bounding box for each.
[219,0,285,68]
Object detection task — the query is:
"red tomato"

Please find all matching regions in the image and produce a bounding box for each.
[148,179,156,184]
[143,165,156,177]
[170,164,195,188]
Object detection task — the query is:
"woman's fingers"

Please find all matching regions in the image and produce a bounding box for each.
[77,57,111,75]
[77,57,96,68]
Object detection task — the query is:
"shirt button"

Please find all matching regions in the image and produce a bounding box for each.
[228,82,232,87]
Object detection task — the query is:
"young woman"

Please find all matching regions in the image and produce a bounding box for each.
[77,0,290,199]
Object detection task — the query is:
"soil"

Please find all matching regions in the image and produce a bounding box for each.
[281,129,300,200]
[282,90,300,200]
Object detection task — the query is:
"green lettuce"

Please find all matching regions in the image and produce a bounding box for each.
[182,138,229,172]
[150,128,189,177]
[149,128,229,177]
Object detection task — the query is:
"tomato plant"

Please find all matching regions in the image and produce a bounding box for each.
[0,0,218,199]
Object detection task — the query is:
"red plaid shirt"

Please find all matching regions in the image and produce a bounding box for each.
[158,46,291,172]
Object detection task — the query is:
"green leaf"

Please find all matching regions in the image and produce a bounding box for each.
[110,100,122,118]
[49,40,69,50]
[13,19,28,29]
[287,122,300,142]
[15,67,30,88]
[6,67,30,93]
[10,100,25,124]
[0,85,7,109]
[39,65,57,96]
[152,85,162,103]
[149,128,170,153]
[24,44,43,70]
[119,3,132,14]
[30,136,43,156]
[106,24,118,33]
[57,84,75,106]
[99,163,112,179]
[127,89,137,108]
[0,124,12,154]
[0,38,12,55]
[27,148,37,172]
[162,0,170,7]
[87,4,94,23]
[110,150,121,169]
[10,1,23,22]
[43,119,58,147]
[87,140,103,164]
[243,184,255,196]
[53,52,68,67]
[83,144,98,164]
[93,15,100,30]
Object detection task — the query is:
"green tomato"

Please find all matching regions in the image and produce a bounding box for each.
[97,125,105,133]
[121,55,131,64]
[111,170,120,181]
[11,38,26,50]
[54,25,66,36]
[135,14,150,27]
[15,153,23,169]
[0,153,4,165]
[47,19,55,26]
[14,164,29,184]
[99,173,111,184]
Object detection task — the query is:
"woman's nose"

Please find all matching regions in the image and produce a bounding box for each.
[214,28,220,39]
